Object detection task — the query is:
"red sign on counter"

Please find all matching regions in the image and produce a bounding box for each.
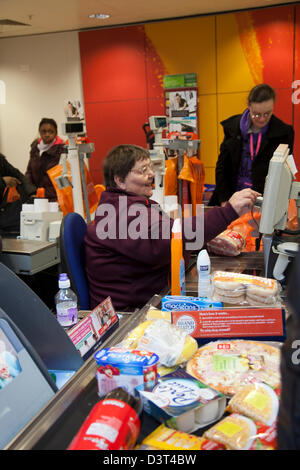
[171,307,286,342]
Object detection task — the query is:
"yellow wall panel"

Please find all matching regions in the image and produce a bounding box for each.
[145,17,217,95]
[216,14,255,94]
[217,91,248,146]
[198,93,218,184]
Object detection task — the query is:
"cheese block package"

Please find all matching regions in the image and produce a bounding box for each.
[136,424,225,450]
[207,229,246,257]
[121,319,198,367]
[211,271,281,305]
[226,382,280,426]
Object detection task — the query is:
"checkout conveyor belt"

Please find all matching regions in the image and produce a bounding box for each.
[5,251,291,450]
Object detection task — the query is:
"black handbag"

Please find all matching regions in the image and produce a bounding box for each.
[0,188,23,234]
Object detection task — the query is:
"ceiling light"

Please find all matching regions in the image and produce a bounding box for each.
[88,13,110,20]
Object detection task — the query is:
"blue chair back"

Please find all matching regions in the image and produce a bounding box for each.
[60,212,90,310]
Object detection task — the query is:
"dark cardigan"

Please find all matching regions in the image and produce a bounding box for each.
[209,114,294,206]
[85,187,239,311]
[25,137,65,201]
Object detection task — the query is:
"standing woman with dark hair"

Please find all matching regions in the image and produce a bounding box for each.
[209,84,294,206]
[25,118,65,201]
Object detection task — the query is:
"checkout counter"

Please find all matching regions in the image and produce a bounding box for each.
[2,143,298,450]
[5,250,287,451]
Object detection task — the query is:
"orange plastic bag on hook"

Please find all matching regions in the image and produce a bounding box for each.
[47,162,98,216]
[164,157,178,196]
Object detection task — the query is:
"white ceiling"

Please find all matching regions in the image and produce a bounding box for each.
[0,0,297,38]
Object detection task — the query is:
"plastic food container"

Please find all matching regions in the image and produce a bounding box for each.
[94,347,159,396]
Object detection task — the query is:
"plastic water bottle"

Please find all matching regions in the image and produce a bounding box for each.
[55,273,78,329]
[197,249,211,298]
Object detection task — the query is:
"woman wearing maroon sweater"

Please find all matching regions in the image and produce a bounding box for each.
[85,144,259,311]
[25,118,65,201]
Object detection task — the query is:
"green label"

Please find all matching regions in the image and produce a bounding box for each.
[212,355,249,372]
[164,73,197,89]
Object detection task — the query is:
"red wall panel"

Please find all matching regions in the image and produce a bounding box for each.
[84,99,149,182]
[79,26,166,184]
[293,4,300,178]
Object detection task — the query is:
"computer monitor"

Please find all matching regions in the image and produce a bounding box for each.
[0,308,57,449]
[259,144,298,236]
[149,116,168,131]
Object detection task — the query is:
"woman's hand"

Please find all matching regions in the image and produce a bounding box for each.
[228,188,261,216]
[3,176,21,188]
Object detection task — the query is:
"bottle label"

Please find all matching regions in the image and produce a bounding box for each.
[56,306,78,327]
[199,265,209,272]
[68,399,140,450]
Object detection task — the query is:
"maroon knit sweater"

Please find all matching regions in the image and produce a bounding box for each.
[85,188,238,311]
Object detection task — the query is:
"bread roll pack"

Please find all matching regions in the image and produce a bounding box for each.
[211,271,281,306]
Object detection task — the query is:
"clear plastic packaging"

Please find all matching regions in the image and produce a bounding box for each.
[211,270,281,306]
[121,319,198,367]
[207,229,246,257]
[204,412,278,450]
[226,382,280,426]
[186,339,281,397]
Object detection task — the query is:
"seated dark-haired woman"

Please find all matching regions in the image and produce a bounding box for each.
[85,144,260,312]
[25,117,65,201]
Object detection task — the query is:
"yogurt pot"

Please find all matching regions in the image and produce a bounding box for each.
[94,347,159,396]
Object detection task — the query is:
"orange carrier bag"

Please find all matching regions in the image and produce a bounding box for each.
[164,157,178,196]
[6,186,21,203]
[189,157,205,216]
[47,162,99,216]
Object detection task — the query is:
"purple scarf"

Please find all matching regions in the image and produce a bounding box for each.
[236,109,269,191]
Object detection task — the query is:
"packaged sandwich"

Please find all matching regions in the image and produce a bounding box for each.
[211,271,281,306]
[121,319,198,367]
[207,229,246,257]
[226,383,280,426]
[204,413,277,450]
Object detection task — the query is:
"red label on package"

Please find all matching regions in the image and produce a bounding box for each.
[68,399,140,450]
[171,308,285,339]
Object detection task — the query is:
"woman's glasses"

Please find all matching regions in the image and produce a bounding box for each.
[131,163,155,176]
[251,111,272,120]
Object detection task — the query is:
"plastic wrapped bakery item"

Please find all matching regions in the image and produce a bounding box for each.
[120,319,198,367]
[211,271,281,305]
[226,383,280,426]
[204,413,277,450]
[207,229,246,257]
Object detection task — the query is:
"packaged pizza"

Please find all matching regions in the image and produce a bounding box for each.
[204,413,277,450]
[207,229,246,257]
[211,271,281,306]
[121,319,198,367]
[186,340,281,396]
[226,382,280,426]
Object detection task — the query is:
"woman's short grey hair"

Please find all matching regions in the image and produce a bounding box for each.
[103,144,150,188]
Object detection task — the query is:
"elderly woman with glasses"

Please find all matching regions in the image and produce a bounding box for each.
[85,144,259,312]
[209,84,294,207]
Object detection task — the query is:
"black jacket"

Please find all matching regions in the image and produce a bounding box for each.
[209,114,294,206]
[0,153,36,204]
[277,249,300,449]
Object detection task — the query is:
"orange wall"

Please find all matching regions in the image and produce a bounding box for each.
[79,5,299,185]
